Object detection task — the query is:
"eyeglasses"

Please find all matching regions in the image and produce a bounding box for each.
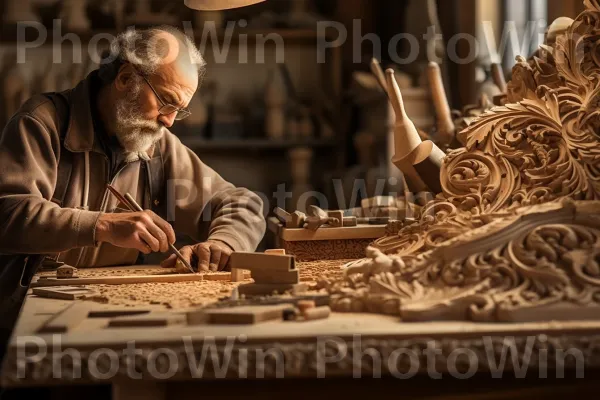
[137,72,192,121]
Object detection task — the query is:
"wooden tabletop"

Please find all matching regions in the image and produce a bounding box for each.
[3,265,600,393]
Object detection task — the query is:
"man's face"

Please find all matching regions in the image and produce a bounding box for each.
[113,56,199,153]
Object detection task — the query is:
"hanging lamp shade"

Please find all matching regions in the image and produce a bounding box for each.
[184,0,266,10]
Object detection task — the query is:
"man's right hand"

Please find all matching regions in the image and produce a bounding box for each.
[95,210,176,254]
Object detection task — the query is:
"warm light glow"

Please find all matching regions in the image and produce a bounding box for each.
[184,0,266,11]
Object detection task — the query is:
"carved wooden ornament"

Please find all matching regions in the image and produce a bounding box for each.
[329,0,600,322]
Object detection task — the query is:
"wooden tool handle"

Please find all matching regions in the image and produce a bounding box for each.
[427,61,455,143]
[123,194,194,273]
[385,69,406,121]
[124,193,144,212]
[107,184,136,210]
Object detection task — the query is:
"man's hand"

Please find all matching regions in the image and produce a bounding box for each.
[161,240,233,272]
[95,210,176,254]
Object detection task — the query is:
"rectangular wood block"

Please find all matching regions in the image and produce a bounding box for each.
[250,269,299,284]
[203,271,250,281]
[32,286,98,300]
[327,211,344,228]
[198,304,295,325]
[264,249,286,255]
[229,252,296,273]
[108,313,183,328]
[230,268,245,282]
[273,207,291,224]
[206,293,329,309]
[237,282,308,297]
[343,216,358,227]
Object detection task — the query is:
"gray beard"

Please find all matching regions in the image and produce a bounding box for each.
[114,78,166,154]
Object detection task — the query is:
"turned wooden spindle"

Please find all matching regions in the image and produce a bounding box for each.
[385,69,423,161]
[385,69,445,194]
[427,61,455,145]
[370,58,389,95]
[491,63,507,93]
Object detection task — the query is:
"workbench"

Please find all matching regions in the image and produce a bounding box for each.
[2,264,600,399]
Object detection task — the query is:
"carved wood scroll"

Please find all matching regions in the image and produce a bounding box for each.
[328,0,600,321]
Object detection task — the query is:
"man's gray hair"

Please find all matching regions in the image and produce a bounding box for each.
[99,26,206,83]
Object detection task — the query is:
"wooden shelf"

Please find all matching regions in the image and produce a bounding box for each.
[179,137,338,151]
[0,26,330,45]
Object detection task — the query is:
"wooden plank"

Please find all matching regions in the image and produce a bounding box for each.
[108,313,184,328]
[32,286,98,300]
[237,283,308,297]
[250,269,300,284]
[191,304,295,325]
[88,309,151,318]
[30,273,204,288]
[269,217,387,241]
[229,252,296,272]
[38,302,91,334]
[204,271,251,281]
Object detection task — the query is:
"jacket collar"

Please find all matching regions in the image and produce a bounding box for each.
[62,71,155,160]
[63,71,102,154]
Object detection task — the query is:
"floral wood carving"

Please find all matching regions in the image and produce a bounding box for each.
[329,0,600,321]
[371,0,600,256]
[330,199,600,321]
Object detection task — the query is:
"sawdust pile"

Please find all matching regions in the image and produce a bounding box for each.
[48,260,350,309]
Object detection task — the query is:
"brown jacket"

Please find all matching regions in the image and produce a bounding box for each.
[0,73,265,267]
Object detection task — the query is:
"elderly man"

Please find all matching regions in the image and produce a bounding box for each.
[0,26,266,271]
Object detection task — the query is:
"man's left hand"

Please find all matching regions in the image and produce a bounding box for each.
[160,240,233,272]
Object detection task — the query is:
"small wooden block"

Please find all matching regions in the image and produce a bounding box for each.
[32,286,98,301]
[273,207,291,224]
[342,216,357,227]
[302,306,331,321]
[197,304,295,325]
[327,211,344,228]
[264,249,286,255]
[38,302,91,334]
[297,300,316,313]
[56,266,78,279]
[229,252,296,273]
[230,268,245,282]
[250,268,300,284]
[237,282,308,297]
[287,211,306,228]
